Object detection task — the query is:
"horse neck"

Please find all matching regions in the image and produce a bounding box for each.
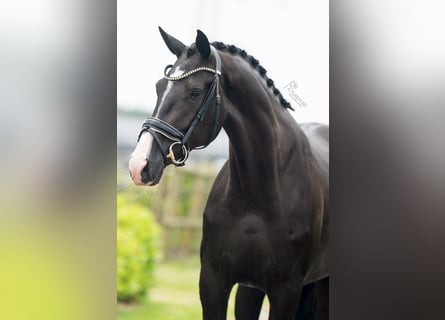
[221,55,312,202]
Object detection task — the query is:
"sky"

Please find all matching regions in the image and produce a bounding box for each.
[117,0,329,124]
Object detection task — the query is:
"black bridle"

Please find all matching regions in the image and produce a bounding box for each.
[138,47,222,166]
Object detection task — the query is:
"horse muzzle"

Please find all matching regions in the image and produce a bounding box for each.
[129,132,164,186]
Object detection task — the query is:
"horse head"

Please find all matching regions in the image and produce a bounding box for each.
[129,28,229,185]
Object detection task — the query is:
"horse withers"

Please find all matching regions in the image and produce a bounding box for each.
[128,28,329,320]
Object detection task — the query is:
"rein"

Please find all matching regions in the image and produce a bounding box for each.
[138,47,222,166]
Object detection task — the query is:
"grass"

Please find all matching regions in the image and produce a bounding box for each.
[117,257,226,320]
[118,257,269,320]
[118,257,201,320]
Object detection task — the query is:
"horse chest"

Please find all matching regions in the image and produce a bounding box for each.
[202,205,311,279]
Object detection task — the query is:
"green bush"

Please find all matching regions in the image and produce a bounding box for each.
[117,194,161,303]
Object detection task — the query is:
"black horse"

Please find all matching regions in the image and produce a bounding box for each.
[129,28,329,320]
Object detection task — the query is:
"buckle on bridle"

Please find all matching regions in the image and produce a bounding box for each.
[166,142,189,166]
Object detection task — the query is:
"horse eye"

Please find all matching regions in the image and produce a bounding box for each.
[191,88,202,98]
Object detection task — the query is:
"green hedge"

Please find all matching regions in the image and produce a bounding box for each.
[117,194,161,303]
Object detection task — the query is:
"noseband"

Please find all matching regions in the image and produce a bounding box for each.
[138,47,222,166]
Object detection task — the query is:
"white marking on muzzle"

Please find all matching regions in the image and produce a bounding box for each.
[129,132,154,185]
[129,65,184,185]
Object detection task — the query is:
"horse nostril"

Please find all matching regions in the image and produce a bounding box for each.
[141,163,150,184]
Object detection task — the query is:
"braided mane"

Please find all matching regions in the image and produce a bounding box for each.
[211,41,294,111]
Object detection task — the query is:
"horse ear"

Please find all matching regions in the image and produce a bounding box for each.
[158,26,185,57]
[196,30,211,60]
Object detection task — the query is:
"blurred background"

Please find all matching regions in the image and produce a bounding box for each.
[117,0,328,318]
[3,0,442,318]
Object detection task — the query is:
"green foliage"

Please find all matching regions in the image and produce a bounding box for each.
[118,258,203,320]
[117,163,217,259]
[117,258,254,320]
[117,194,161,303]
